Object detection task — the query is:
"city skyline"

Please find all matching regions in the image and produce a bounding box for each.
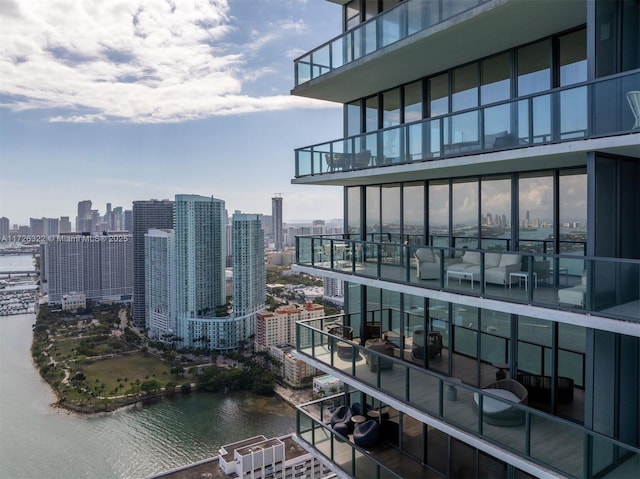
[0,0,343,224]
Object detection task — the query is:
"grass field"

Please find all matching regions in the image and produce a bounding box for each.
[81,352,172,395]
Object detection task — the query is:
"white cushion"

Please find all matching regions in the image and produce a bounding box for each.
[462,251,482,265]
[498,253,521,267]
[485,253,502,267]
[473,388,520,414]
[416,248,435,263]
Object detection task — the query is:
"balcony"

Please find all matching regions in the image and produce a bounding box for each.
[295,319,640,478]
[293,0,586,101]
[294,71,640,180]
[295,235,640,326]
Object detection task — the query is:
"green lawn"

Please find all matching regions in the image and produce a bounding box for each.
[81,352,172,395]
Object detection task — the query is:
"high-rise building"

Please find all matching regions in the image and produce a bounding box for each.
[112,207,123,231]
[124,209,133,232]
[42,218,59,237]
[174,194,227,346]
[132,199,174,329]
[290,2,639,478]
[76,200,92,232]
[42,233,133,303]
[232,213,266,318]
[271,196,283,251]
[145,229,176,340]
[0,217,9,238]
[59,216,71,233]
[29,218,44,236]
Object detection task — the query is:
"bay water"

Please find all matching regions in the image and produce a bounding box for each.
[0,256,296,479]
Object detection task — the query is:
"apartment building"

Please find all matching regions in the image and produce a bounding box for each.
[256,302,325,352]
[42,232,133,303]
[291,1,639,478]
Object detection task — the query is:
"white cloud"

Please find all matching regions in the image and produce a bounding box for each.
[0,0,332,123]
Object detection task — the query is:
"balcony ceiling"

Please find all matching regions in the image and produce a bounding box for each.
[292,0,587,104]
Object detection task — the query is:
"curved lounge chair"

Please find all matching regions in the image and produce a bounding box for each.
[472,379,528,427]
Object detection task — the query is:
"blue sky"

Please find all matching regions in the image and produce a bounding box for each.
[0,0,343,226]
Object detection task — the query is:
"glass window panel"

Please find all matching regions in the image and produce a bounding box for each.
[621,0,640,71]
[365,95,379,132]
[518,315,552,348]
[347,186,361,235]
[452,63,478,112]
[380,2,402,47]
[381,184,401,237]
[559,171,587,255]
[426,426,447,473]
[429,73,449,117]
[403,183,425,244]
[518,39,551,95]
[366,186,381,235]
[429,182,450,244]
[382,88,401,128]
[481,178,511,249]
[347,101,361,137]
[479,451,507,479]
[381,289,400,334]
[364,0,378,19]
[560,86,587,139]
[402,415,424,461]
[559,29,587,86]
[481,52,511,105]
[484,103,514,149]
[404,80,423,123]
[453,180,479,248]
[345,0,360,30]
[518,174,554,252]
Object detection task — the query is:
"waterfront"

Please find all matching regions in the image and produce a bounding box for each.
[0,312,296,479]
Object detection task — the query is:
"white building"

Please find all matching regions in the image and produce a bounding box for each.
[174,194,227,348]
[255,302,325,352]
[61,292,86,311]
[218,434,332,479]
[270,345,317,388]
[42,233,133,303]
[145,229,176,340]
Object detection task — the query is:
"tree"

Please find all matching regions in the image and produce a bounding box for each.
[140,379,161,394]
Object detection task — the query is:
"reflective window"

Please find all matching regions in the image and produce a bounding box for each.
[404,80,423,123]
[481,177,511,249]
[559,29,587,86]
[429,73,449,117]
[365,95,379,132]
[347,186,361,235]
[452,63,478,112]
[382,87,401,128]
[381,184,401,240]
[452,304,478,385]
[453,179,479,249]
[346,100,361,136]
[345,0,360,30]
[519,174,554,253]
[403,182,424,244]
[517,39,551,95]
[365,186,381,235]
[481,52,511,105]
[559,170,587,255]
[429,182,450,245]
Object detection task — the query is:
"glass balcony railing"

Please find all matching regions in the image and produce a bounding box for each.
[294,71,640,178]
[295,235,640,324]
[295,320,640,478]
[297,399,403,479]
[294,0,489,87]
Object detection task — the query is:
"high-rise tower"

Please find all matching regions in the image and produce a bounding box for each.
[232,213,265,318]
[174,194,226,345]
[132,199,174,329]
[290,1,640,478]
[271,195,283,251]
